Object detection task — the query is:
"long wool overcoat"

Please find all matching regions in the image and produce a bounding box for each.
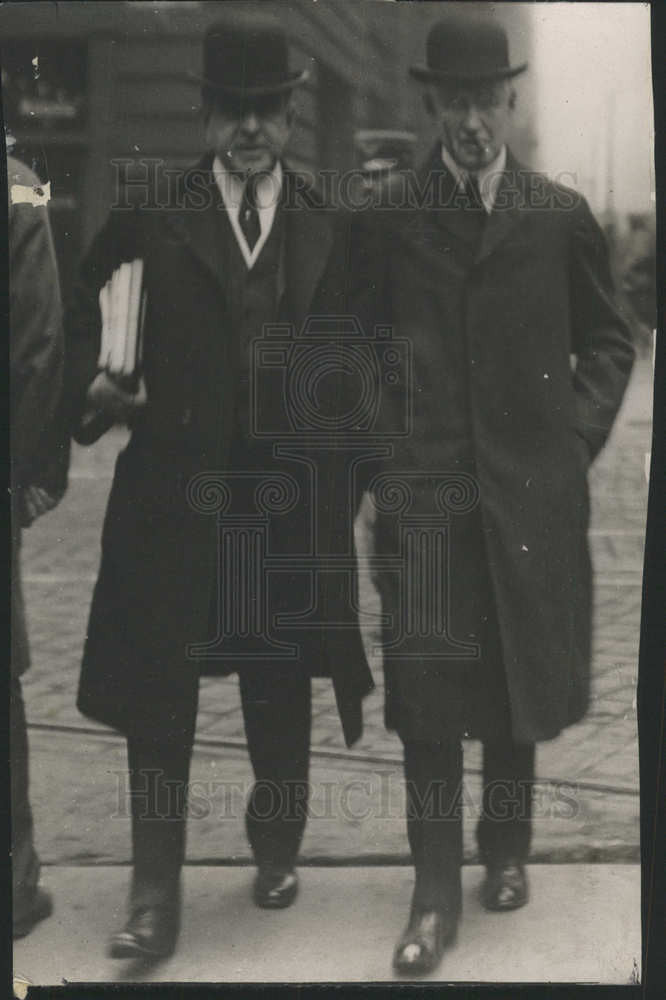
[9,155,69,678]
[349,147,634,744]
[66,156,374,746]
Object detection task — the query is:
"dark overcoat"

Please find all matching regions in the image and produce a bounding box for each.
[9,155,69,678]
[349,147,634,744]
[66,156,373,746]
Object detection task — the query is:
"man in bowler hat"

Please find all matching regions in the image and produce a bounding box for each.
[65,17,372,958]
[350,11,634,975]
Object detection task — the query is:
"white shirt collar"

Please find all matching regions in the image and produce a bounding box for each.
[212,156,283,269]
[440,143,507,214]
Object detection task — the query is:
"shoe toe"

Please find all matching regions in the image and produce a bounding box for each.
[393,909,455,976]
[497,884,519,906]
[108,932,140,959]
[254,868,299,909]
[108,904,179,959]
[395,941,428,972]
[482,863,528,911]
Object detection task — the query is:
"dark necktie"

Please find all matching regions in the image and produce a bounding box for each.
[239,175,261,252]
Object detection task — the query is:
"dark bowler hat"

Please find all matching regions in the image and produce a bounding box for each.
[195,19,309,96]
[410,13,527,85]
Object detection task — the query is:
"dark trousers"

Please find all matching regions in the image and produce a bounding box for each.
[403,736,535,915]
[11,672,41,923]
[239,667,312,871]
[128,665,311,906]
[128,734,192,906]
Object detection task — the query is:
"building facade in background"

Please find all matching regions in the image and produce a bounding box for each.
[1,1,537,302]
[1,1,654,330]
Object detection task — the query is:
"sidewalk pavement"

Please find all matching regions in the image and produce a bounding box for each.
[18,359,652,864]
[13,864,641,986]
[24,726,639,867]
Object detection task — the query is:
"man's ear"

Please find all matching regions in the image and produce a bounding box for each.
[508,86,517,111]
[423,90,436,117]
[285,96,295,127]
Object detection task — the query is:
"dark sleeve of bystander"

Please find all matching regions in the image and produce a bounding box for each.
[9,157,66,493]
[8,156,70,513]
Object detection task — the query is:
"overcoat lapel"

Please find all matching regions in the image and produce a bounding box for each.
[419,148,479,253]
[283,170,333,324]
[420,144,526,261]
[164,159,333,322]
[475,150,524,264]
[163,155,230,298]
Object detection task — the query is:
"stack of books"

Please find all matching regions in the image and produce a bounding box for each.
[77,258,146,444]
[98,258,146,390]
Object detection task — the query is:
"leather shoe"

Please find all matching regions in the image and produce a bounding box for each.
[481,861,529,911]
[108,902,180,959]
[253,866,299,909]
[13,887,53,939]
[393,908,458,977]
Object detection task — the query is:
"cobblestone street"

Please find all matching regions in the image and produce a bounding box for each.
[18,359,652,865]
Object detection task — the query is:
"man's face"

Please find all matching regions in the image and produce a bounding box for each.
[204,92,293,174]
[429,80,513,172]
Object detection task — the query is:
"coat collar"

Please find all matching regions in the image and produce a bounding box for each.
[476,147,525,263]
[164,154,333,321]
[439,142,507,215]
[418,143,526,263]
[163,153,224,294]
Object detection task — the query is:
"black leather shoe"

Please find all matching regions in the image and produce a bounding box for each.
[253,866,299,909]
[481,861,529,911]
[13,887,53,939]
[108,902,180,959]
[393,908,458,977]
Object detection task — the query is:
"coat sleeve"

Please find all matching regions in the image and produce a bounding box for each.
[9,172,65,491]
[569,196,635,460]
[63,206,140,444]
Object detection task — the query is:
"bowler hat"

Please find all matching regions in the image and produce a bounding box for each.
[195,19,308,97]
[410,14,527,85]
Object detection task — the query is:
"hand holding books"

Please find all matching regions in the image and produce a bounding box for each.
[86,369,147,422]
[80,259,147,443]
